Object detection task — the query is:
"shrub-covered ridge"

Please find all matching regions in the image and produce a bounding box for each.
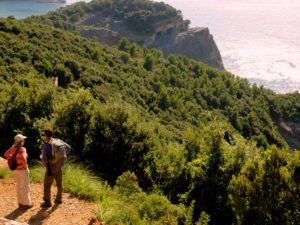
[0,18,300,224]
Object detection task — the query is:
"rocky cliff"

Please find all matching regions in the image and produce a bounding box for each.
[76,12,224,69]
[151,27,224,69]
[31,0,224,69]
[277,120,300,150]
[77,12,224,69]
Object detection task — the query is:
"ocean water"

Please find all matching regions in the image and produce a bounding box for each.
[1,0,299,93]
[0,0,64,18]
[156,0,300,93]
[0,0,89,18]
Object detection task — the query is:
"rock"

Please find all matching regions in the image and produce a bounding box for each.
[277,120,300,150]
[80,28,119,46]
[0,217,28,225]
[152,27,224,69]
[75,12,224,69]
[0,157,8,168]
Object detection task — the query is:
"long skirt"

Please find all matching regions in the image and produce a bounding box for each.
[14,169,32,205]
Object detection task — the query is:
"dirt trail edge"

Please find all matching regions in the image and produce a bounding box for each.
[0,157,98,225]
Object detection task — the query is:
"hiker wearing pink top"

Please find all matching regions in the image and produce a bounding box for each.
[4,134,33,210]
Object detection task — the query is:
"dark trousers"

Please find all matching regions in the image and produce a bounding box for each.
[43,169,63,202]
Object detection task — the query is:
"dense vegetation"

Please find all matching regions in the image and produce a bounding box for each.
[0,17,300,224]
[29,0,185,34]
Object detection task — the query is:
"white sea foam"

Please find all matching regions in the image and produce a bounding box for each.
[155,0,300,93]
[1,0,299,93]
[65,0,90,4]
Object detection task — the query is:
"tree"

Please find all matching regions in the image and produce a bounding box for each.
[229,147,300,225]
[144,53,155,71]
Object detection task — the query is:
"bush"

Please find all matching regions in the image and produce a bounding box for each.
[138,194,182,224]
[0,167,11,179]
[115,171,142,197]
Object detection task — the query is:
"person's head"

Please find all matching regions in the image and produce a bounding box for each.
[41,128,53,142]
[14,134,27,147]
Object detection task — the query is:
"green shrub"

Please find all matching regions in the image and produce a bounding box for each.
[138,194,182,224]
[0,167,11,179]
[29,162,44,182]
[63,162,109,201]
[115,171,142,197]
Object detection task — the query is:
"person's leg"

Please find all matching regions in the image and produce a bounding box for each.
[42,171,54,206]
[14,170,22,206]
[16,169,33,209]
[54,170,63,203]
[21,169,32,206]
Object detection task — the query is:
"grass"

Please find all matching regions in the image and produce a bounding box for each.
[2,161,141,223]
[29,161,125,223]
[30,161,111,202]
[29,161,186,224]
[0,167,12,179]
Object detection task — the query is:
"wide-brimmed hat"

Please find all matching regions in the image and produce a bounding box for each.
[14,134,27,142]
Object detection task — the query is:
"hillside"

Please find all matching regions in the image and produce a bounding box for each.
[28,0,224,69]
[1,17,299,150]
[0,17,300,224]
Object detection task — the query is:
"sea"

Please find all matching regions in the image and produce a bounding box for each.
[0,0,82,18]
[0,0,299,93]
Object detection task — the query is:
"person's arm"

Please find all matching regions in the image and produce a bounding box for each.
[62,141,71,152]
[42,143,48,167]
[4,145,15,159]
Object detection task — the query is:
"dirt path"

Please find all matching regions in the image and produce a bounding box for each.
[0,158,98,225]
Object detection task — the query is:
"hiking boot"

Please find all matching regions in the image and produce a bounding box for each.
[54,199,62,205]
[40,201,52,208]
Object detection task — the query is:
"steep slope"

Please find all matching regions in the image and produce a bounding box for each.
[28,0,224,69]
[0,17,292,150]
[1,17,300,224]
[277,120,300,150]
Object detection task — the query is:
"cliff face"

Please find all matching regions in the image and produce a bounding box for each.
[151,27,224,69]
[277,120,300,150]
[77,13,224,69]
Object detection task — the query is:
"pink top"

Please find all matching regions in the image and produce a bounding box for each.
[4,146,28,170]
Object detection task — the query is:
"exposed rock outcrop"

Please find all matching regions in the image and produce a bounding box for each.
[151,27,224,69]
[0,217,28,225]
[77,13,224,69]
[277,120,300,150]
